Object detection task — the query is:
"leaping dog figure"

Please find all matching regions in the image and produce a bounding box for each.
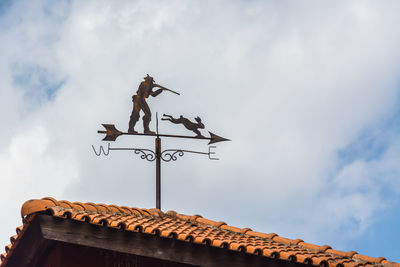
[162,114,205,137]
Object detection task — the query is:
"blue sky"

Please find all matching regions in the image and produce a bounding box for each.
[338,98,400,166]
[0,0,400,263]
[0,0,12,15]
[336,113,400,258]
[331,92,400,259]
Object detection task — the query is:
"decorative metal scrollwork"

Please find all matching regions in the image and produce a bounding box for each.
[161,150,185,162]
[134,149,156,161]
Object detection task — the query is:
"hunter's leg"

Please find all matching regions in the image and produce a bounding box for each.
[142,101,154,134]
[128,96,140,133]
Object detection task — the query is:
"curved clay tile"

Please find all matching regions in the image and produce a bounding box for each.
[91,214,108,224]
[271,236,294,245]
[61,211,72,219]
[129,207,145,215]
[319,245,332,252]
[375,257,387,263]
[291,238,304,245]
[280,251,298,261]
[143,226,157,234]
[118,206,134,214]
[296,253,313,264]
[262,248,279,258]
[297,241,322,251]
[327,259,354,267]
[110,204,127,213]
[41,197,58,205]
[176,233,192,241]
[195,217,224,228]
[148,208,164,217]
[249,246,264,255]
[79,202,98,212]
[9,236,17,245]
[159,230,172,238]
[311,256,334,266]
[15,226,23,235]
[229,242,246,252]
[220,224,243,233]
[211,239,230,248]
[74,213,91,222]
[138,208,152,216]
[70,202,86,211]
[58,200,74,209]
[353,254,382,264]
[56,209,72,218]
[381,260,400,267]
[107,217,127,228]
[193,236,208,244]
[21,199,56,217]
[4,245,11,254]
[246,230,271,239]
[265,233,279,239]
[96,204,111,212]
[124,224,137,232]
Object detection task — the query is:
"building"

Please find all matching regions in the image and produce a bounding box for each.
[0,197,398,267]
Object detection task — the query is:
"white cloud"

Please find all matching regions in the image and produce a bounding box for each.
[1,0,400,260]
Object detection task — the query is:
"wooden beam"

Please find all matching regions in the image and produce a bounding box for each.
[2,216,54,267]
[37,215,306,267]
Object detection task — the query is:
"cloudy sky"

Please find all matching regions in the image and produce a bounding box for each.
[1,0,400,262]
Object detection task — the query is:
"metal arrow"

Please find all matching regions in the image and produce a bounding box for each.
[98,124,230,145]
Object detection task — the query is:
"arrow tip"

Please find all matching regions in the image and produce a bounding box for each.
[101,124,122,141]
[208,131,231,145]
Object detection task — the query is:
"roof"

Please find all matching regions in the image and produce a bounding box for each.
[1,197,398,267]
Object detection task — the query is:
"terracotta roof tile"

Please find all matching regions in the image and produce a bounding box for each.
[4,245,11,254]
[381,261,400,267]
[0,197,398,267]
[353,254,386,264]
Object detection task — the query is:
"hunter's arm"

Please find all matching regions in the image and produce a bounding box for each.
[150,86,163,97]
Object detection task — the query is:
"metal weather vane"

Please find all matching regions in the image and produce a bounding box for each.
[92,74,230,210]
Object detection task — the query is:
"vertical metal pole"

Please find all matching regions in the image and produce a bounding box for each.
[155,137,161,210]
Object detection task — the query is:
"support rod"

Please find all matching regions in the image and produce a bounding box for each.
[155,137,161,210]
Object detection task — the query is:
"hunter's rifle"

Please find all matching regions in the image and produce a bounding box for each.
[154,83,180,95]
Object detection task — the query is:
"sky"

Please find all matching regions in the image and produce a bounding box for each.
[1,0,400,262]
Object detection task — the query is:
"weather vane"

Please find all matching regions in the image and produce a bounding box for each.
[93,74,230,210]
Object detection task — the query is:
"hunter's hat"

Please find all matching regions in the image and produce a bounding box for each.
[144,74,154,82]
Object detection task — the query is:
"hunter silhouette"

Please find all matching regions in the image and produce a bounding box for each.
[128,75,178,134]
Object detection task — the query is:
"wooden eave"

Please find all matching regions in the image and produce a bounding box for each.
[3,214,305,267]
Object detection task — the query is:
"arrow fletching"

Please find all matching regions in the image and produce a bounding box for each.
[208,131,230,145]
[101,124,122,141]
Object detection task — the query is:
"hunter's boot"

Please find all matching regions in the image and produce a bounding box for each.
[143,117,155,135]
[128,118,138,133]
